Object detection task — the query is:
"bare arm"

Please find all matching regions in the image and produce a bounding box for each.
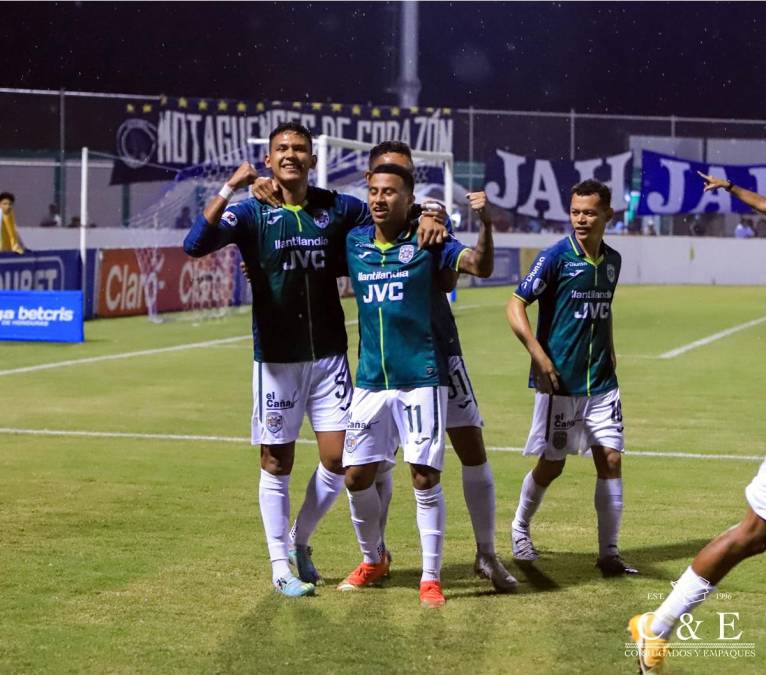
[698,171,766,214]
[456,191,494,278]
[506,295,560,393]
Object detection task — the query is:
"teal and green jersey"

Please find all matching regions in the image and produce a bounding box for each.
[513,235,621,397]
[184,187,367,362]
[346,224,468,391]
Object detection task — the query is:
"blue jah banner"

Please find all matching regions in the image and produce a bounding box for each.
[483,150,632,222]
[0,291,84,343]
[638,150,766,215]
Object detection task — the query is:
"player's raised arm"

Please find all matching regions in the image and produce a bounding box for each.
[506,295,560,394]
[697,171,766,213]
[453,191,494,278]
[184,161,257,258]
[203,161,258,224]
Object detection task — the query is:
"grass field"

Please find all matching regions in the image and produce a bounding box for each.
[1,285,765,674]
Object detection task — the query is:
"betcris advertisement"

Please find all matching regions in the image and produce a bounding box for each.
[0,249,97,319]
[0,291,84,342]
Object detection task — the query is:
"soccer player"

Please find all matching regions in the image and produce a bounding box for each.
[625,172,766,673]
[336,163,494,608]
[363,141,517,593]
[628,486,766,672]
[183,122,445,598]
[506,179,637,577]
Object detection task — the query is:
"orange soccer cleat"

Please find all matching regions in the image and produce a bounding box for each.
[336,560,388,591]
[419,580,446,609]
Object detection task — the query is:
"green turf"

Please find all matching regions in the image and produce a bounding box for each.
[1,286,765,674]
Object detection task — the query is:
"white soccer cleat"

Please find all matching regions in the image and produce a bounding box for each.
[511,528,540,562]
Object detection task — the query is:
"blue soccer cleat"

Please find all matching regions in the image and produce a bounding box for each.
[274,574,316,598]
[289,544,324,586]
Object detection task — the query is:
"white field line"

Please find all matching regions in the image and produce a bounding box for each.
[659,315,766,360]
[1,427,763,463]
[0,303,495,378]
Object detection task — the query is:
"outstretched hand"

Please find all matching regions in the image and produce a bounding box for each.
[697,171,730,193]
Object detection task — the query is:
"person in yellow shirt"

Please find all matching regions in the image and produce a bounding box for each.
[0,192,25,254]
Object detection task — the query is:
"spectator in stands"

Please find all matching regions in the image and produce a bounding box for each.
[175,206,193,229]
[66,216,81,229]
[39,203,62,228]
[735,220,755,239]
[0,191,25,254]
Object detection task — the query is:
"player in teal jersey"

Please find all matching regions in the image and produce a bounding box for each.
[184,122,448,598]
[362,141,517,593]
[506,179,638,577]
[336,163,494,608]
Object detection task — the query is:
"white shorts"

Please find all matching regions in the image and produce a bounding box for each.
[343,386,448,471]
[445,356,483,429]
[251,354,352,445]
[523,387,624,460]
[745,459,766,521]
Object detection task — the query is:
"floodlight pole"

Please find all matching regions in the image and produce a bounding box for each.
[397,1,421,107]
[80,147,88,308]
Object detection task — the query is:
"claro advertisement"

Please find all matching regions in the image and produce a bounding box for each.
[96,246,243,317]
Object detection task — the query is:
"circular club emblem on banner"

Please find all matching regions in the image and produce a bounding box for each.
[313,209,330,229]
[398,245,415,264]
[606,264,616,283]
[116,119,158,169]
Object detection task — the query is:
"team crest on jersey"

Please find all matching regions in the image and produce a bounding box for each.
[398,245,415,263]
[265,412,283,434]
[344,434,358,453]
[606,264,616,283]
[552,430,568,450]
[532,278,547,296]
[221,211,238,227]
[313,209,330,229]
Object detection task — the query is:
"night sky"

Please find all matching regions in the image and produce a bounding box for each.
[3,1,766,119]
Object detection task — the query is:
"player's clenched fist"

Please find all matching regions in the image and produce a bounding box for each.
[227,161,259,190]
[466,191,491,225]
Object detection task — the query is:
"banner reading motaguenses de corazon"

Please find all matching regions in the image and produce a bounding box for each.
[111,97,454,184]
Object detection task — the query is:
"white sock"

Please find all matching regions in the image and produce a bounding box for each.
[347,485,383,564]
[462,462,496,555]
[258,469,291,582]
[414,484,445,582]
[375,468,394,552]
[512,470,547,534]
[651,566,715,639]
[594,477,623,558]
[289,463,345,546]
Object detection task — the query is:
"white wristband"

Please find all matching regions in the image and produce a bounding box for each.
[218,183,234,200]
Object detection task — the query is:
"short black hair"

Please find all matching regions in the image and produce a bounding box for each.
[369,141,413,169]
[370,163,415,193]
[0,192,15,203]
[571,179,611,208]
[268,122,313,150]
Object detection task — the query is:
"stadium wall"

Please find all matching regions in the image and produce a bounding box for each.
[11,229,766,286]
